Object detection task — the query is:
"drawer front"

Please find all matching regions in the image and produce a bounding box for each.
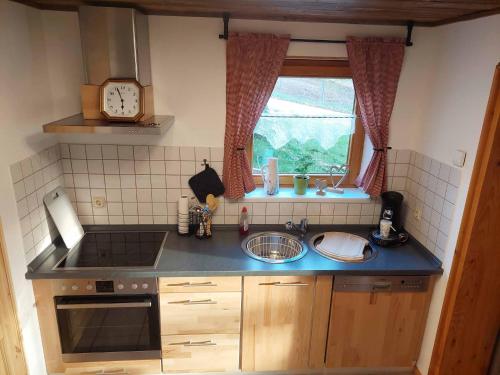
[160,292,241,335]
[162,334,240,373]
[64,359,161,374]
[159,277,241,293]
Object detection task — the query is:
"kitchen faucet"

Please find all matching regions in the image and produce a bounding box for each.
[285,218,309,239]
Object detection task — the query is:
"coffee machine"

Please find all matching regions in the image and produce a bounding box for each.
[370,191,409,246]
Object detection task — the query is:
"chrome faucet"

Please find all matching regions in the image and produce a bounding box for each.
[285,218,309,239]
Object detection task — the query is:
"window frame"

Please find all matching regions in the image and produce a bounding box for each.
[247,58,364,188]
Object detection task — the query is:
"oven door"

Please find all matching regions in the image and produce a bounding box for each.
[55,294,161,362]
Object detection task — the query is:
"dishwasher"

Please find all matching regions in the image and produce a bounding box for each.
[326,275,432,369]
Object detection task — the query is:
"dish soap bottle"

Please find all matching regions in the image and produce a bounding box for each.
[239,207,249,235]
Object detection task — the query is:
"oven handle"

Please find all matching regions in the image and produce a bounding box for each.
[56,301,152,310]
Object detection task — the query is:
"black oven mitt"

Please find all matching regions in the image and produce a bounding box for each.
[188,161,225,203]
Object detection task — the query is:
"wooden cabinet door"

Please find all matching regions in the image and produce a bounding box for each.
[241,276,316,371]
[326,290,432,368]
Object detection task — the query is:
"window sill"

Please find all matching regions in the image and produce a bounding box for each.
[242,187,371,203]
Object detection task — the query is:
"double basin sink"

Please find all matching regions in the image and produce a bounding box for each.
[241,231,377,264]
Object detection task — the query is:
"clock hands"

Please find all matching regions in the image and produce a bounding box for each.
[115,87,125,110]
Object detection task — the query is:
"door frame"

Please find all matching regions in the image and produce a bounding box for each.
[429,64,500,374]
[0,220,28,375]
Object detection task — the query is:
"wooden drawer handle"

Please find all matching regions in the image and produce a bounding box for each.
[259,281,309,286]
[80,370,127,375]
[168,299,217,305]
[166,281,218,287]
[169,340,216,347]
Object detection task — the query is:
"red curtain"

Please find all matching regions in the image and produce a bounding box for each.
[223,32,289,199]
[346,37,405,196]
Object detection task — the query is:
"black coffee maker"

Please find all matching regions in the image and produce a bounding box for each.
[370,191,408,246]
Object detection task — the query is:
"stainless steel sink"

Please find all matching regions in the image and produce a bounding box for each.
[241,232,307,263]
[309,232,377,263]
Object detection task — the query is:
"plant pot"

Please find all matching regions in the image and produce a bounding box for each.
[293,175,309,195]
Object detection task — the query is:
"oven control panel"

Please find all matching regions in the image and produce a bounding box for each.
[52,278,158,295]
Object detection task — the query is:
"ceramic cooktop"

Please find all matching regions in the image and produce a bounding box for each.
[54,231,167,270]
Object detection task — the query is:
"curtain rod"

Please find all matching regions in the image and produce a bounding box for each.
[218,14,414,47]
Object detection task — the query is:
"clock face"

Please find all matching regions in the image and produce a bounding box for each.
[101,80,143,121]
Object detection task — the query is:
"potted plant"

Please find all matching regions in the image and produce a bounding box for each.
[294,155,314,195]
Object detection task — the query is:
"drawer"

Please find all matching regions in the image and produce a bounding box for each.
[162,334,240,373]
[160,292,241,335]
[64,359,161,374]
[159,277,241,293]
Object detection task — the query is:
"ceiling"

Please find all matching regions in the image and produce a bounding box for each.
[12,0,500,26]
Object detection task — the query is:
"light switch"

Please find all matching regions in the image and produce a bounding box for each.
[453,150,466,168]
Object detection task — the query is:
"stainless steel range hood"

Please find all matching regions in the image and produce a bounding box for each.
[79,5,151,86]
[42,5,175,135]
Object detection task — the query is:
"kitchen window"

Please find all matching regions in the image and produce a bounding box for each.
[248,59,364,187]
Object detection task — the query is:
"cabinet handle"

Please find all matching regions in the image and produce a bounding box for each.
[101,369,128,375]
[166,281,218,287]
[169,340,216,347]
[185,340,216,347]
[168,299,217,305]
[259,281,309,286]
[188,281,218,287]
[372,282,391,291]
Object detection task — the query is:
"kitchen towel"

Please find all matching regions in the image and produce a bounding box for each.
[316,232,368,261]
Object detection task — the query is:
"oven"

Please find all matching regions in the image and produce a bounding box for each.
[53,278,160,362]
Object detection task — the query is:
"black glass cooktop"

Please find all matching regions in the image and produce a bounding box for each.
[55,231,167,269]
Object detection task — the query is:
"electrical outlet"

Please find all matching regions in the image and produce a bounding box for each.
[413,207,422,222]
[92,197,106,208]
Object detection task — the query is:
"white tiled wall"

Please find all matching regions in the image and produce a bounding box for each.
[9,143,460,264]
[59,143,383,227]
[60,143,224,226]
[9,145,63,263]
[402,151,461,260]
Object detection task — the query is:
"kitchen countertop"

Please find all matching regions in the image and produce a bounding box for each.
[25,224,443,280]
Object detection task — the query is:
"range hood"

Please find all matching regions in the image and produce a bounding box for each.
[79,5,151,86]
[43,5,174,135]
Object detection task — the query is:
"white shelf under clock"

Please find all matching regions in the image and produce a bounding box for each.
[42,114,175,135]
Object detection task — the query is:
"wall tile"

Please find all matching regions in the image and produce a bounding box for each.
[195,147,210,161]
[150,161,165,175]
[179,147,195,161]
[166,161,181,175]
[87,160,103,174]
[71,159,88,174]
[118,146,134,160]
[103,159,119,174]
[86,145,102,160]
[165,146,180,160]
[70,144,86,160]
[89,175,105,189]
[120,175,136,188]
[134,146,149,160]
[210,147,224,162]
[122,189,137,202]
[151,175,167,189]
[119,160,135,174]
[149,146,165,161]
[105,175,120,189]
[279,203,293,216]
[124,216,139,224]
[102,145,118,159]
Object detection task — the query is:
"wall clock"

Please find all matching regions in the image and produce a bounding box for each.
[100,79,144,122]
